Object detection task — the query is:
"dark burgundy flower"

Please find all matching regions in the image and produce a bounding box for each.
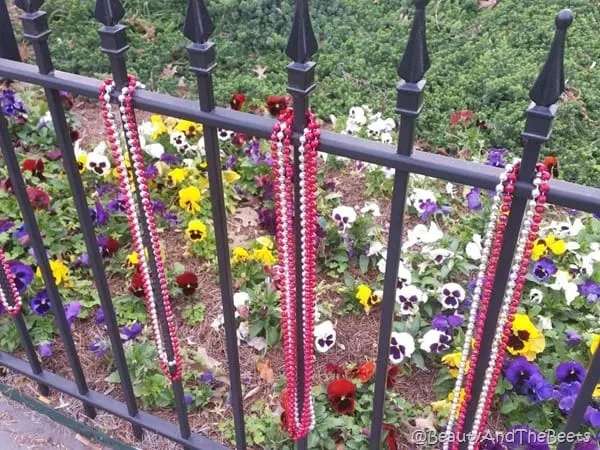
[326,363,346,377]
[258,208,276,235]
[266,96,288,117]
[21,158,45,179]
[59,91,74,110]
[44,148,63,161]
[230,93,246,111]
[327,378,356,415]
[382,424,398,450]
[129,271,145,297]
[26,187,50,210]
[98,235,120,257]
[386,365,399,388]
[176,272,199,296]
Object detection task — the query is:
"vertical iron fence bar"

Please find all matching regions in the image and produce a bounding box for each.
[15,1,143,437]
[93,0,191,441]
[285,0,318,447]
[459,11,572,448]
[557,348,600,449]
[0,0,20,62]
[183,1,246,448]
[0,111,96,418]
[0,261,49,395]
[370,1,430,447]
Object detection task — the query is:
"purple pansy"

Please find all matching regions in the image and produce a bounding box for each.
[584,407,600,427]
[466,188,483,211]
[0,89,27,117]
[7,260,34,293]
[39,341,52,359]
[505,357,539,392]
[89,201,110,227]
[555,381,581,414]
[64,302,81,325]
[418,199,441,222]
[121,322,143,342]
[579,279,600,303]
[96,184,114,197]
[431,313,463,333]
[225,154,238,169]
[145,164,158,179]
[151,200,165,213]
[565,330,583,346]
[525,372,553,403]
[30,289,51,316]
[0,218,14,233]
[160,153,180,166]
[556,361,586,384]
[184,393,193,405]
[258,208,276,235]
[198,371,215,384]
[506,425,549,450]
[89,339,109,358]
[107,194,127,213]
[95,308,105,324]
[531,257,557,282]
[487,148,508,168]
[574,438,599,450]
[162,212,179,228]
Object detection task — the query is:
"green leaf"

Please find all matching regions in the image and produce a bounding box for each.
[411,351,426,370]
[106,371,121,383]
[359,254,369,273]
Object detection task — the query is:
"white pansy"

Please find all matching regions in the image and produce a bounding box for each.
[314,320,336,353]
[144,143,165,159]
[419,329,452,353]
[349,106,367,126]
[537,316,553,331]
[73,139,84,158]
[217,129,234,141]
[382,167,395,178]
[548,270,579,305]
[529,288,544,304]
[236,321,249,342]
[332,205,357,230]
[380,132,393,145]
[93,141,107,155]
[367,241,385,257]
[138,120,154,137]
[361,202,381,217]
[86,151,111,176]
[182,158,195,168]
[196,138,206,157]
[211,314,224,330]
[344,119,362,136]
[438,283,466,310]
[377,254,412,287]
[428,248,455,265]
[403,222,444,250]
[170,131,187,148]
[445,182,456,198]
[329,114,337,125]
[389,332,415,364]
[466,234,483,260]
[546,218,585,238]
[395,285,427,316]
[233,292,250,308]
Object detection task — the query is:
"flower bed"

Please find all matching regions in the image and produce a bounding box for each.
[0,84,598,449]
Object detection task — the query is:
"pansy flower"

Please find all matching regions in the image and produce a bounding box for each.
[186,219,207,242]
[525,372,553,403]
[579,279,600,304]
[86,148,111,177]
[217,129,234,141]
[231,247,250,265]
[395,285,427,315]
[331,205,356,231]
[546,217,585,239]
[30,289,51,316]
[438,283,466,310]
[556,361,586,384]
[149,115,168,139]
[466,187,482,211]
[266,96,288,117]
[160,152,181,166]
[432,313,464,333]
[442,352,463,377]
[531,257,557,282]
[107,194,127,213]
[348,360,375,383]
[98,235,120,258]
[591,334,599,355]
[428,248,454,265]
[174,119,201,136]
[355,284,382,313]
[528,288,544,305]
[327,378,356,415]
[506,425,549,450]
[89,339,109,358]
[39,341,53,359]
[26,187,50,210]
[176,272,199,296]
[179,186,202,213]
[129,271,145,297]
[419,329,452,353]
[565,330,582,346]
[389,331,415,364]
[95,308,105,324]
[403,222,444,250]
[7,260,34,293]
[507,314,545,361]
[531,234,567,261]
[584,407,600,427]
[89,201,109,227]
[121,322,143,342]
[251,246,276,266]
[314,320,336,353]
[22,158,45,179]
[64,301,81,325]
[505,356,539,393]
[168,168,188,186]
[230,93,246,111]
[486,148,508,168]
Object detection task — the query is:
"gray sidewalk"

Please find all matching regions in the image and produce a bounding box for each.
[0,392,106,449]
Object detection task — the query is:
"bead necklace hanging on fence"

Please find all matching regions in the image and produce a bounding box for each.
[98,76,183,381]
[0,248,23,316]
[443,161,551,450]
[270,107,320,440]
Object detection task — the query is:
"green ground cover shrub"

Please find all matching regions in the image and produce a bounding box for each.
[36,0,600,186]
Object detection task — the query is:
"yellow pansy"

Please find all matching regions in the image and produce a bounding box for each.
[185,219,207,242]
[231,247,250,265]
[167,168,188,186]
[126,252,139,266]
[591,334,600,356]
[76,154,87,174]
[198,175,209,189]
[174,119,202,136]
[223,170,240,184]
[178,186,202,213]
[37,259,69,285]
[256,236,274,250]
[507,314,545,361]
[594,384,600,398]
[431,388,465,413]
[355,284,382,312]
[531,235,567,261]
[442,352,463,378]
[150,115,168,140]
[252,246,277,266]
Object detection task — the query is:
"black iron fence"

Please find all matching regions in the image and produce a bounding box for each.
[0,0,598,449]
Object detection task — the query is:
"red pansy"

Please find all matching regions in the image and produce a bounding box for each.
[348,360,375,383]
[449,109,473,127]
[101,236,120,257]
[176,272,199,296]
[22,158,45,178]
[327,378,356,415]
[231,132,248,146]
[230,93,246,111]
[326,363,346,377]
[543,156,559,178]
[382,424,398,450]
[26,187,50,210]
[1,178,13,193]
[386,365,399,388]
[129,271,146,298]
[266,96,288,117]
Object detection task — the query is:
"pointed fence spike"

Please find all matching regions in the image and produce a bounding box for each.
[285,0,318,63]
[94,0,125,27]
[14,0,44,13]
[184,0,214,43]
[529,9,573,107]
[397,0,430,83]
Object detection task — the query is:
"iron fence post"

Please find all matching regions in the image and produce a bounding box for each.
[0,0,20,62]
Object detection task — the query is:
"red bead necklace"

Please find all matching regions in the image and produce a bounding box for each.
[98,76,182,381]
[271,107,320,439]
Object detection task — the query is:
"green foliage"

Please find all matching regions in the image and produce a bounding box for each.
[248,283,281,348]
[182,303,206,326]
[40,0,600,185]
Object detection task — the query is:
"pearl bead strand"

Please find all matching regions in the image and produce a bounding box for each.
[0,248,23,316]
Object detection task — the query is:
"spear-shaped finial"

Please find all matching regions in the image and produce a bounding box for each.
[529,9,573,107]
[14,0,44,13]
[285,0,318,63]
[184,0,214,44]
[397,0,430,83]
[94,0,125,27]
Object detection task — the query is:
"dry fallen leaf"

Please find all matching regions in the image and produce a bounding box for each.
[479,0,499,8]
[257,359,275,384]
[126,16,157,41]
[196,346,222,372]
[253,65,268,80]
[233,206,259,228]
[161,63,178,80]
[401,412,436,443]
